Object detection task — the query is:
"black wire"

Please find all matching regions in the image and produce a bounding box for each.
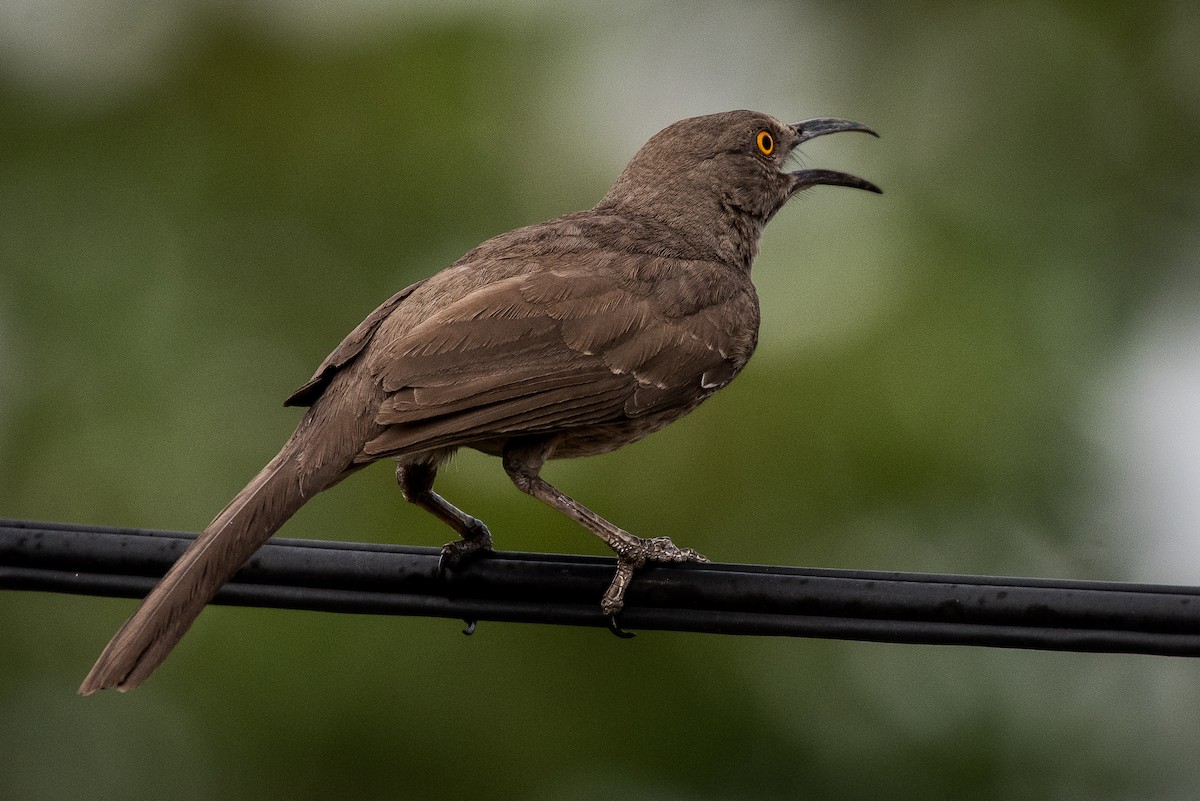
[4,517,1200,656]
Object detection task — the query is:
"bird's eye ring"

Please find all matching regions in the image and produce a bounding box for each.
[756,130,775,156]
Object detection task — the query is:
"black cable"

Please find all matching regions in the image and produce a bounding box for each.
[4,517,1200,656]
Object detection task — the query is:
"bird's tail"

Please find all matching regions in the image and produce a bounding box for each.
[78,430,342,695]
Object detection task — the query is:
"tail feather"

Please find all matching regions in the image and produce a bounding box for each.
[79,441,330,694]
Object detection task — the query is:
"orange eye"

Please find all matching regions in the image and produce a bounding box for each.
[756,130,774,156]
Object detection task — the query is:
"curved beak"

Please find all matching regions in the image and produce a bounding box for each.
[788,117,882,195]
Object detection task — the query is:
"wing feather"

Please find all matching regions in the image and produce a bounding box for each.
[351,253,754,461]
[285,280,426,407]
[361,379,628,458]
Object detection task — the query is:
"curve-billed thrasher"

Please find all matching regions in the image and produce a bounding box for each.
[80,110,879,694]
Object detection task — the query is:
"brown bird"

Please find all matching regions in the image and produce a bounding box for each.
[79,110,879,694]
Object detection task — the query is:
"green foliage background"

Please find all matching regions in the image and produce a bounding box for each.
[2,3,1199,799]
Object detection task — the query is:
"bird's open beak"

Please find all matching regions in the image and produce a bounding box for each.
[788,117,881,195]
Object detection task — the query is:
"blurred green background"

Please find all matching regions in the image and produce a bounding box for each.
[3,2,1200,799]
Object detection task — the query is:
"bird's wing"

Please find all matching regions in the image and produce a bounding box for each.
[284,279,427,408]
[358,258,750,459]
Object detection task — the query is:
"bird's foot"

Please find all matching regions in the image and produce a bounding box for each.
[600,535,708,617]
[436,520,494,577]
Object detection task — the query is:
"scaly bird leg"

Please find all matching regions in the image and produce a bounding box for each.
[502,442,708,616]
[397,462,493,570]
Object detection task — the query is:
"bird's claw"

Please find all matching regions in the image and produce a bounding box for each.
[436,549,454,579]
[607,613,636,639]
[438,526,492,634]
[639,536,709,564]
[599,535,708,630]
[435,522,494,580]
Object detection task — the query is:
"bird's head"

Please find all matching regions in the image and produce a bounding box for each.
[598,110,880,265]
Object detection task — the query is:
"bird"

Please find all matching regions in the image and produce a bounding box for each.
[79,109,879,694]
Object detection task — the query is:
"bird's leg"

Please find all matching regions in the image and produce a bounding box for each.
[397,462,493,569]
[502,443,708,615]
